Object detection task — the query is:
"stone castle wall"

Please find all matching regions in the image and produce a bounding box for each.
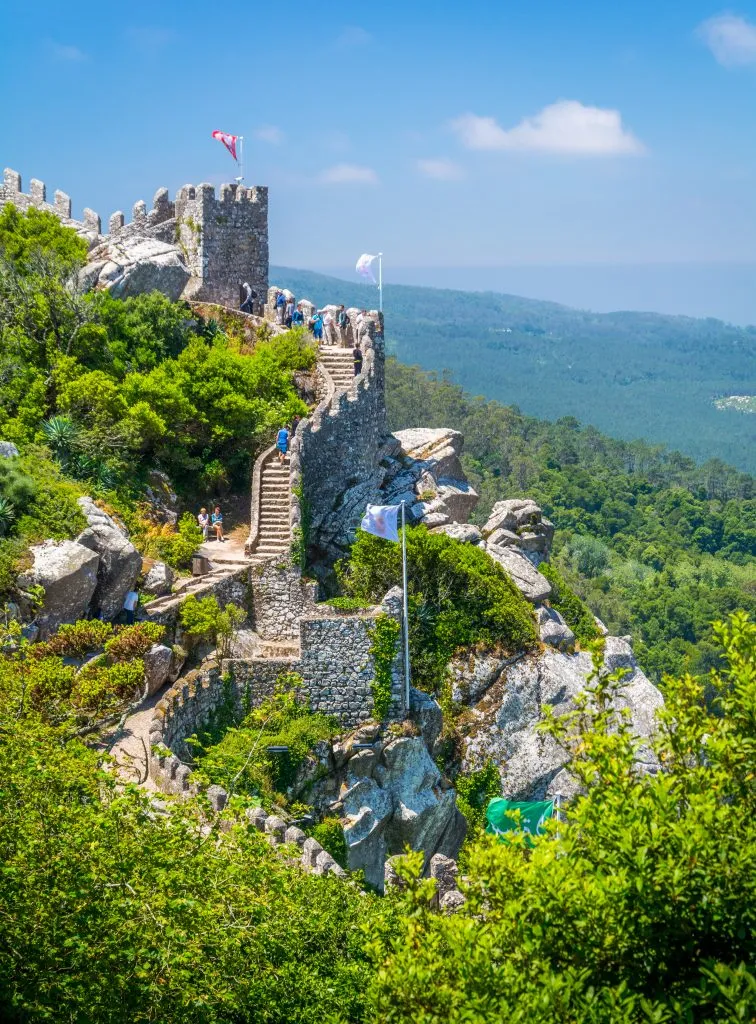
[1,168,268,307]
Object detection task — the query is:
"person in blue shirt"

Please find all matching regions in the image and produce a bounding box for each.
[276,425,290,463]
[211,505,224,542]
[291,305,304,327]
[311,312,323,343]
[275,291,286,324]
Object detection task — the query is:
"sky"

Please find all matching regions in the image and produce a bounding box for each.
[2,0,756,321]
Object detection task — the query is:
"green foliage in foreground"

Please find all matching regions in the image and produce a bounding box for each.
[337,525,538,693]
[0,724,390,1023]
[387,358,756,683]
[368,613,756,1023]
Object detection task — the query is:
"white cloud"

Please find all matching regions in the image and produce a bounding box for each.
[319,163,379,185]
[450,100,644,156]
[51,42,87,61]
[254,125,284,145]
[336,26,371,47]
[698,13,756,66]
[415,158,464,180]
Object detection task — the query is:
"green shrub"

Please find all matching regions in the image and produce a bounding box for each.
[337,526,538,693]
[369,613,401,720]
[540,561,601,645]
[179,594,245,658]
[322,595,372,612]
[36,619,115,660]
[454,760,501,839]
[153,512,203,569]
[104,622,165,663]
[311,817,348,869]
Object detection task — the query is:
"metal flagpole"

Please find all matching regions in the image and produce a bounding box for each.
[238,136,244,184]
[377,252,383,313]
[400,500,410,710]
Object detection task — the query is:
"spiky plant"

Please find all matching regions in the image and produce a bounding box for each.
[0,497,15,537]
[42,415,79,455]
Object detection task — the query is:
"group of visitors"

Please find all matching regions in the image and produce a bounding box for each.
[197,506,225,542]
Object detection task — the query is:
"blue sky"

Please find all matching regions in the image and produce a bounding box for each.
[3,0,756,318]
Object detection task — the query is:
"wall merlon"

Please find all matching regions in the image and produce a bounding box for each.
[3,168,21,191]
[132,199,147,222]
[176,184,196,202]
[83,208,101,232]
[54,190,71,217]
[197,182,215,201]
[30,178,46,203]
[109,211,125,233]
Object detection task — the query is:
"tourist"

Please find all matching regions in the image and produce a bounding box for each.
[322,308,335,345]
[197,506,210,541]
[239,281,256,314]
[211,505,224,542]
[292,304,304,327]
[337,304,348,332]
[275,290,286,324]
[290,414,301,437]
[123,589,139,626]
[353,342,363,376]
[276,424,290,463]
[285,296,294,328]
[312,311,324,344]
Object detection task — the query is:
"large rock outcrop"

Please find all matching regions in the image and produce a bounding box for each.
[477,499,554,604]
[459,640,663,802]
[18,540,100,638]
[76,497,142,620]
[381,428,479,531]
[80,237,190,301]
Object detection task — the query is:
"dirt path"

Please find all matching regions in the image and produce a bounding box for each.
[103,691,165,790]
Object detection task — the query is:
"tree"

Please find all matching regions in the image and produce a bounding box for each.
[368,613,756,1022]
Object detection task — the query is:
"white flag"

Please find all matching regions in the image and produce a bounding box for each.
[356,253,378,283]
[361,503,400,542]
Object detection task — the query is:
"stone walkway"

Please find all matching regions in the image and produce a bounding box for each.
[103,690,165,790]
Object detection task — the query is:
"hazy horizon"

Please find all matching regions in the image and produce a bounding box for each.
[289,263,756,327]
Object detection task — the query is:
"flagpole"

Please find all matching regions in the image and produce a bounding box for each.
[239,136,244,184]
[378,252,383,313]
[401,500,410,711]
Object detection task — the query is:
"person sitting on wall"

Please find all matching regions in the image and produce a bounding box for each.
[276,424,290,463]
[353,342,363,376]
[198,506,210,541]
[211,505,225,543]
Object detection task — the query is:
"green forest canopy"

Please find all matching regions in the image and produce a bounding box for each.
[272,265,756,473]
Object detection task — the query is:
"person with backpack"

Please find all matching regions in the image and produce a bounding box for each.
[311,311,324,343]
[239,282,256,314]
[275,291,286,324]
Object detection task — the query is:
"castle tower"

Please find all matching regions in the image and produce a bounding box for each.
[174,182,269,307]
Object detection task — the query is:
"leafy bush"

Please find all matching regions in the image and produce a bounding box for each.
[0,203,88,271]
[311,817,348,869]
[454,760,501,838]
[368,613,756,1023]
[540,561,601,645]
[179,594,245,658]
[337,526,538,692]
[368,613,401,720]
[152,512,203,570]
[322,595,371,612]
[0,460,36,534]
[104,622,165,662]
[192,673,338,804]
[36,619,115,660]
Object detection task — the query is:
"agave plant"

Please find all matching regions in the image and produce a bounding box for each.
[42,415,79,450]
[0,497,15,537]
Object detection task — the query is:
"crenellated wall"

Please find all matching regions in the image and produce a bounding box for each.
[0,167,102,243]
[1,168,269,307]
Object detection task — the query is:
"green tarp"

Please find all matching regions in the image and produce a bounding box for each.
[485,797,557,841]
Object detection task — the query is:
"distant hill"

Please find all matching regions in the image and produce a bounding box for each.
[271,266,756,473]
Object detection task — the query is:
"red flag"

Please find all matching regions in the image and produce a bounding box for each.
[211,130,238,161]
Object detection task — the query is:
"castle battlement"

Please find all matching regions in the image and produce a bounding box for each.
[1,166,270,306]
[1,167,102,238]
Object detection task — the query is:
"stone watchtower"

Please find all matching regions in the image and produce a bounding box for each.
[174,182,269,307]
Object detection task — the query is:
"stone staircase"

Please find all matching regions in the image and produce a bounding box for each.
[248,448,291,560]
[318,345,356,390]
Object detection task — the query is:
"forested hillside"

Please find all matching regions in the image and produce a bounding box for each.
[386,359,756,683]
[273,266,756,472]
